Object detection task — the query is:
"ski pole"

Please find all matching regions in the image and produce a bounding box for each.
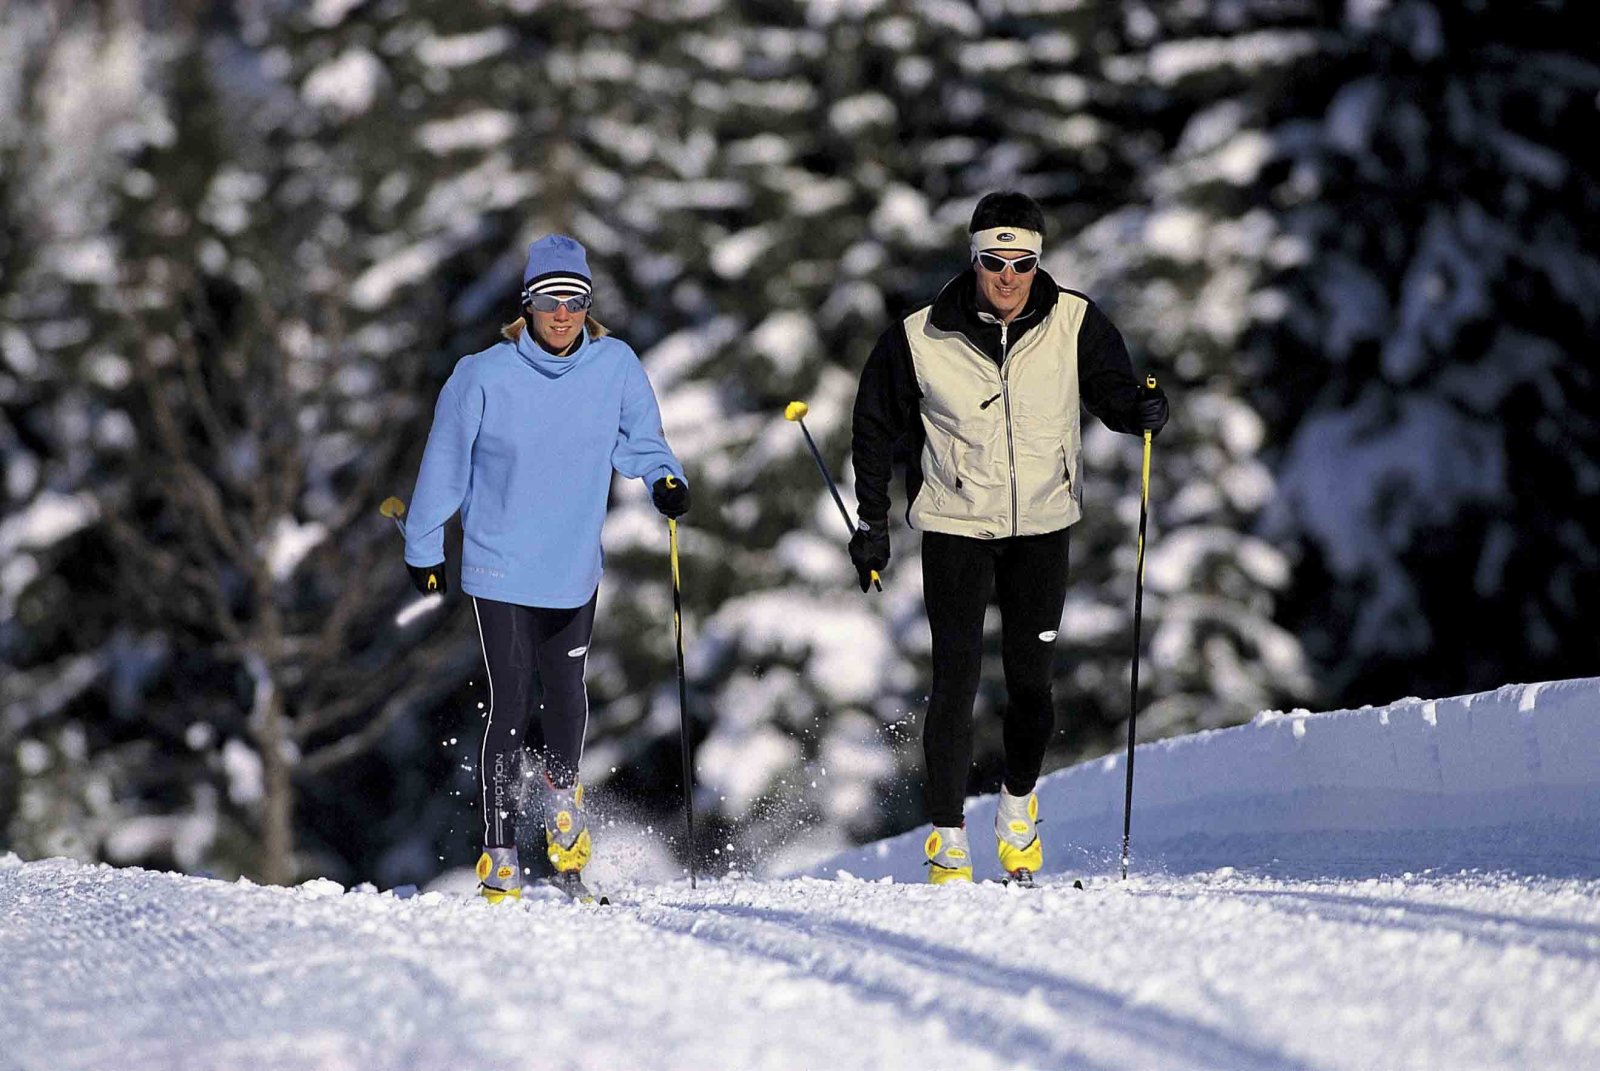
[379,497,447,628]
[1121,375,1157,881]
[379,496,408,537]
[783,401,882,591]
[665,477,698,889]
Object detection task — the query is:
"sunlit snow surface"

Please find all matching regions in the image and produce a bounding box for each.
[4,679,1600,1071]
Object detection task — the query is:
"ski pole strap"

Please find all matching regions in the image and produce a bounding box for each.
[669,517,682,606]
[1139,437,1152,584]
[1138,375,1156,582]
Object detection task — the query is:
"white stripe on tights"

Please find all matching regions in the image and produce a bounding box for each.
[472,598,500,847]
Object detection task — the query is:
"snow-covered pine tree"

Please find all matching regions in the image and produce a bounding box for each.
[1045,2,1325,743]
[0,1,218,871]
[1058,0,1598,710]
[1252,0,1600,703]
[13,0,1587,887]
[4,1,502,883]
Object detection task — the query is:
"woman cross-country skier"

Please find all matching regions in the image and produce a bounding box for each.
[402,234,689,902]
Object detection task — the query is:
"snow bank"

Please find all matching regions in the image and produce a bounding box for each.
[807,678,1600,883]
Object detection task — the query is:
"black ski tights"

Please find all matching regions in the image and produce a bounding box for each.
[472,593,597,849]
[920,528,1071,828]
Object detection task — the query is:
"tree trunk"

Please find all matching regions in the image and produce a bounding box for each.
[247,654,297,885]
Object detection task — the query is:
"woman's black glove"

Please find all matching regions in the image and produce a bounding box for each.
[1134,381,1169,436]
[848,518,890,592]
[407,562,447,595]
[652,476,691,519]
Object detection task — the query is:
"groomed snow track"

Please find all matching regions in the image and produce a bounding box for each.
[3,679,1599,1071]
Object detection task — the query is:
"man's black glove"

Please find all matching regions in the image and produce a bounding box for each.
[848,517,890,593]
[652,476,691,519]
[407,562,447,595]
[1134,381,1169,437]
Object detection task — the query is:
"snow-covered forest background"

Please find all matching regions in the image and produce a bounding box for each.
[2,0,1595,889]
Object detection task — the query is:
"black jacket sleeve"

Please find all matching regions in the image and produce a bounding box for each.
[851,321,921,524]
[1077,299,1144,434]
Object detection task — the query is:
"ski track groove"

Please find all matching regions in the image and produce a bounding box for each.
[634,899,1311,1071]
[9,860,1600,1070]
[0,867,478,1071]
[1219,887,1600,961]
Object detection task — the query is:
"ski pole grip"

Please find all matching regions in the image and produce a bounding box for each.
[784,400,809,422]
[380,496,407,538]
[1145,374,1157,390]
[665,476,679,488]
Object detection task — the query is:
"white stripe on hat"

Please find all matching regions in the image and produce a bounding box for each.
[970,226,1043,258]
[526,273,592,297]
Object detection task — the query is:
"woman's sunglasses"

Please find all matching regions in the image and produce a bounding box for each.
[975,252,1039,275]
[523,291,594,313]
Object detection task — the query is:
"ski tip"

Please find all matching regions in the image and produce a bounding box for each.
[997,873,1084,890]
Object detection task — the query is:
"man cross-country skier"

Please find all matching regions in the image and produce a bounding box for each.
[849,191,1169,885]
[403,234,689,902]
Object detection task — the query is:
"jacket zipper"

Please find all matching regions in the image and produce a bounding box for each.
[999,321,1019,537]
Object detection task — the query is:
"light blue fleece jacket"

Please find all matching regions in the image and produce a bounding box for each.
[404,325,683,608]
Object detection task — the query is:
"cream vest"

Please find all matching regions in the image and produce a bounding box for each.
[906,290,1088,539]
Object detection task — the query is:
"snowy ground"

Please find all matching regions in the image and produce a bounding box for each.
[3,679,1599,1071]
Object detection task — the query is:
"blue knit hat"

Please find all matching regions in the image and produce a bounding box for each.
[522,234,592,302]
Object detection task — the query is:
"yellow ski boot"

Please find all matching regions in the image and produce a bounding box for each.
[924,825,973,885]
[995,788,1042,884]
[544,780,592,876]
[476,846,523,904]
